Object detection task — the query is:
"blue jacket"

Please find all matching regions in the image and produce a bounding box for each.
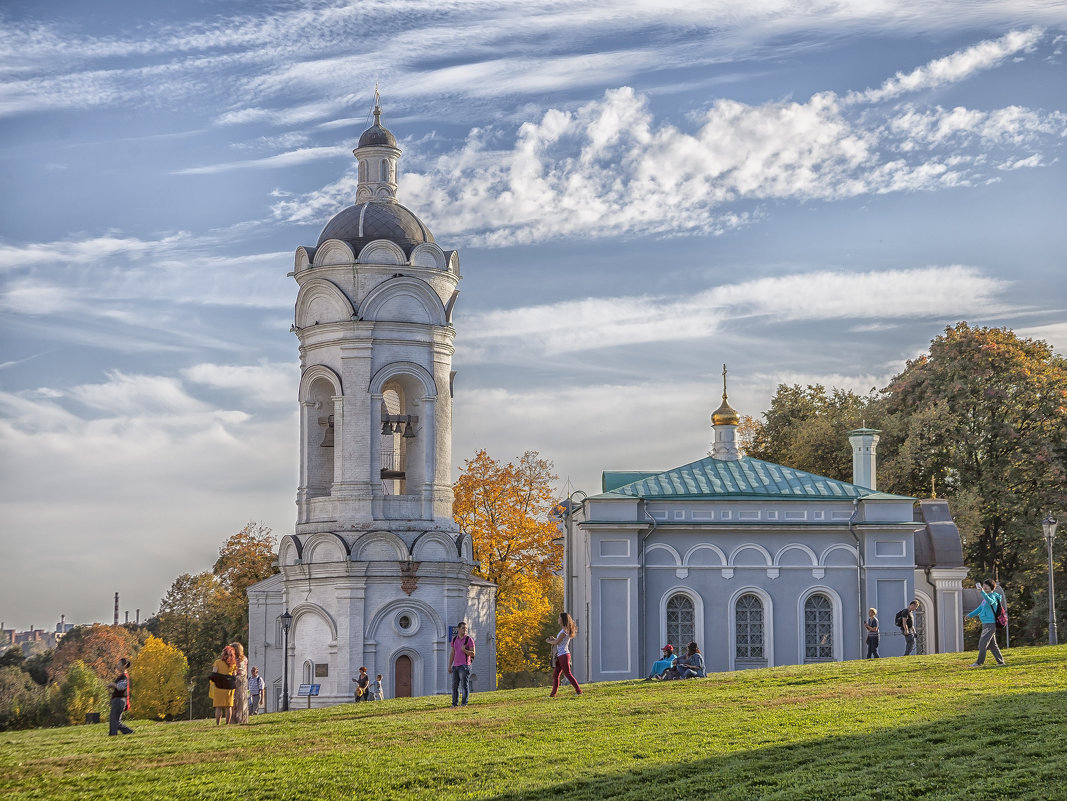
[967,587,1003,624]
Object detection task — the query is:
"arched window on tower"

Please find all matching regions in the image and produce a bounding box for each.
[735,593,767,669]
[305,376,335,499]
[358,160,367,183]
[381,158,390,183]
[804,593,834,662]
[665,594,695,650]
[380,387,404,495]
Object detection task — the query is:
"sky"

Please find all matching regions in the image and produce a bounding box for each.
[1,1,1065,630]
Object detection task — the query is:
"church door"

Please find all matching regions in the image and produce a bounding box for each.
[394,655,412,697]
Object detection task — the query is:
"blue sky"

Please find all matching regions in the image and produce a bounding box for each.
[1,1,1065,629]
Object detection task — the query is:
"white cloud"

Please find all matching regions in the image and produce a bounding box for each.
[182,362,297,403]
[460,266,1011,357]
[173,146,348,175]
[854,27,1044,103]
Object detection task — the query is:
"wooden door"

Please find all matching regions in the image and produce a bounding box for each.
[394,655,412,698]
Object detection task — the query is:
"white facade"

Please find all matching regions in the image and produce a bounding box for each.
[564,403,968,683]
[248,100,496,709]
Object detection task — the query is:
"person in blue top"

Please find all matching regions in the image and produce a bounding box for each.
[645,644,675,681]
[966,578,1006,667]
[678,641,706,679]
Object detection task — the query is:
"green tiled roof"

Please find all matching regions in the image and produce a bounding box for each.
[597,456,913,501]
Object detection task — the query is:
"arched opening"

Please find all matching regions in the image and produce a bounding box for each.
[380,158,390,183]
[803,593,834,662]
[302,659,313,685]
[665,593,695,651]
[735,593,767,669]
[376,375,427,495]
[305,376,336,499]
[358,160,367,183]
[394,654,412,698]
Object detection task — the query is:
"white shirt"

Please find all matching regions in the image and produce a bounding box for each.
[555,629,571,657]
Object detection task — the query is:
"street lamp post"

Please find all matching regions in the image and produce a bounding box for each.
[280,608,293,711]
[1043,513,1058,646]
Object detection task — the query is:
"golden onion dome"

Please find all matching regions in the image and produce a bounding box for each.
[711,396,740,427]
[710,363,741,426]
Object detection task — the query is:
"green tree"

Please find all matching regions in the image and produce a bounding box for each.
[744,384,881,480]
[880,323,1067,641]
[128,636,188,720]
[56,660,107,725]
[0,666,48,730]
[213,521,278,642]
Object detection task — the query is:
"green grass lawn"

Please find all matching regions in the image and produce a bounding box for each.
[3,646,1066,801]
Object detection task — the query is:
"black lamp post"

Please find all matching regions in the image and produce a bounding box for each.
[280,608,293,711]
[1043,513,1058,646]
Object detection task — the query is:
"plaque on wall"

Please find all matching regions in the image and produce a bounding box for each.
[315,663,329,678]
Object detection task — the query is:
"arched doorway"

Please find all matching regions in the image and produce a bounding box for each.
[394,654,412,698]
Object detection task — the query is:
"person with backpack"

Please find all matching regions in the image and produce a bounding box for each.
[895,600,920,655]
[448,621,476,707]
[966,579,1006,667]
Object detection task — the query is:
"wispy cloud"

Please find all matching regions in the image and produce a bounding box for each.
[173,146,348,175]
[460,266,1011,357]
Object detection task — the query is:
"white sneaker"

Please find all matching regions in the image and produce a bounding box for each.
[967,662,982,667]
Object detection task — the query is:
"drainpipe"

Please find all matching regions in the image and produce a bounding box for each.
[636,502,657,680]
[847,498,864,655]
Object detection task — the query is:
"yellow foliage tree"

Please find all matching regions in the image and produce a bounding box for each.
[128,635,189,720]
[453,450,562,675]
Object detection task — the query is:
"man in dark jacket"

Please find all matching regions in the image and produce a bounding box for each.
[108,657,134,735]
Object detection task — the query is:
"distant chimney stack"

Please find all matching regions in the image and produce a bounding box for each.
[114,592,119,626]
[847,428,881,490]
[135,609,140,625]
[125,611,129,624]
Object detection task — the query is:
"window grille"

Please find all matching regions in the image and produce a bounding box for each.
[804,593,834,661]
[665,594,695,651]
[735,593,766,664]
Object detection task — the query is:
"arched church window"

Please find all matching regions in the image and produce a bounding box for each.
[358,160,367,183]
[665,594,695,651]
[380,388,404,494]
[735,593,766,667]
[381,159,390,182]
[302,659,313,685]
[804,593,834,661]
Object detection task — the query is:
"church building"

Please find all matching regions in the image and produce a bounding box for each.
[562,371,969,682]
[248,99,496,709]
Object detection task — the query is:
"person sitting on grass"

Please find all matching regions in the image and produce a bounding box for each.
[645,644,675,681]
[678,642,706,679]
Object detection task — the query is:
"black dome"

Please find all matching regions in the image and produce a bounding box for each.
[317,201,435,251]
[358,123,397,148]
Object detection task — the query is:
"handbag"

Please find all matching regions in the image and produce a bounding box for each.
[210,671,237,690]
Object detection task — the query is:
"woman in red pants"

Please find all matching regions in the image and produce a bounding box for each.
[546,611,582,697]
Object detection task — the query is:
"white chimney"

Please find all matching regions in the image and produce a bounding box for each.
[847,428,881,489]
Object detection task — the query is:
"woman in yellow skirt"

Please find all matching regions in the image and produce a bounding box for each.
[209,645,237,725]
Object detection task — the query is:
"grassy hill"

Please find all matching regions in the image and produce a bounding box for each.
[3,646,1066,801]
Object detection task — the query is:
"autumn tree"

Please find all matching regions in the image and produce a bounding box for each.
[453,450,563,675]
[128,635,188,720]
[49,624,141,684]
[213,521,278,642]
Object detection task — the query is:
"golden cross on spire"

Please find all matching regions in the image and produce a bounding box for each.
[373,83,382,124]
[722,363,728,400]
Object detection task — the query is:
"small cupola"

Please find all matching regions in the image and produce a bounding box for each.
[710,364,741,461]
[353,90,401,204]
[847,426,881,489]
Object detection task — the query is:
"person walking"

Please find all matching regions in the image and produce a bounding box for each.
[864,607,880,659]
[966,579,1006,667]
[371,674,384,701]
[896,600,920,655]
[107,657,134,736]
[546,611,582,697]
[353,666,371,702]
[231,643,249,724]
[448,622,475,707]
[247,666,264,715]
[209,645,237,725]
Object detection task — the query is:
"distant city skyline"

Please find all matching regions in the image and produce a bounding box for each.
[1,2,1065,626]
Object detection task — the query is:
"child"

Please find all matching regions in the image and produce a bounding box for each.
[372,674,384,700]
